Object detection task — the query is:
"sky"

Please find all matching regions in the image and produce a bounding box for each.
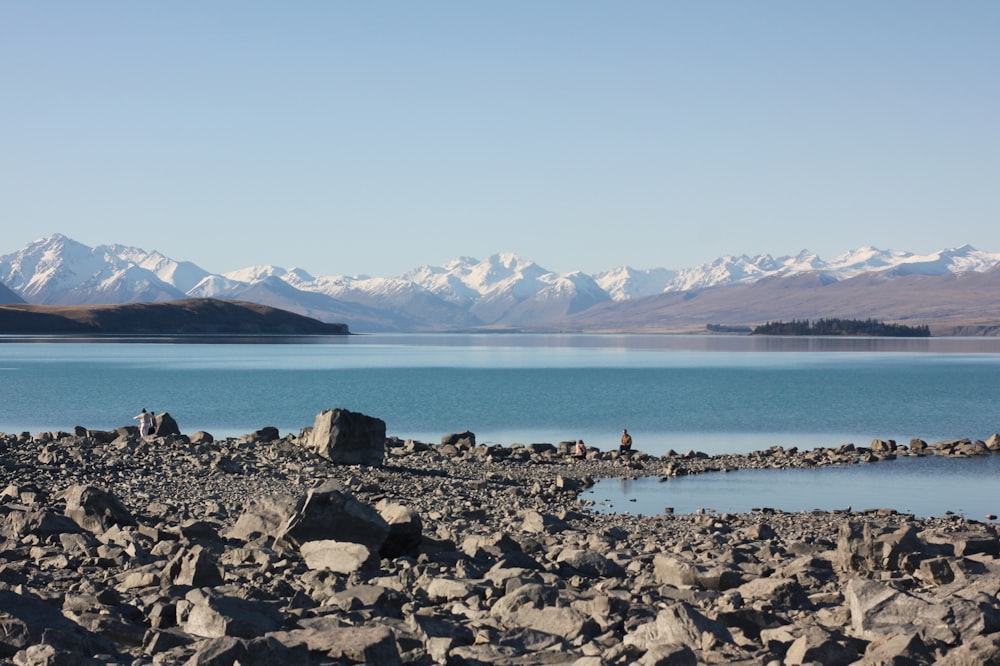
[2,2,998,278]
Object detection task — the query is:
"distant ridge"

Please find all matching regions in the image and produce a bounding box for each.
[0,299,350,335]
[3,234,1000,334]
[0,281,23,305]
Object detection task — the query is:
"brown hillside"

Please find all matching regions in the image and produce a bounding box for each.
[541,266,1000,335]
[0,299,349,335]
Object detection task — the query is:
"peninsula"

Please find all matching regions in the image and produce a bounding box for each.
[0,298,349,335]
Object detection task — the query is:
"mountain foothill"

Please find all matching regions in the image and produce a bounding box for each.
[2,234,999,335]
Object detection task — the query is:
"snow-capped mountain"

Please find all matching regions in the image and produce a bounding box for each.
[0,235,186,305]
[2,234,1000,332]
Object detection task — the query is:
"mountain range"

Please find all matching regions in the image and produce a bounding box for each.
[2,234,999,335]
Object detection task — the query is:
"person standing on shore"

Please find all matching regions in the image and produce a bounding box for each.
[619,428,632,456]
[133,408,153,438]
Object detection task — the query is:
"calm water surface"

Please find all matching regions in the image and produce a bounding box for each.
[584,454,1000,521]
[2,333,998,518]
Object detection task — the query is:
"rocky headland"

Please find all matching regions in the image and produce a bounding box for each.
[1,409,999,665]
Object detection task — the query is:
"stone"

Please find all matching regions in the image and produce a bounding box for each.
[59,485,135,533]
[164,545,225,587]
[299,539,377,574]
[306,408,386,466]
[1,423,999,665]
[376,499,423,559]
[623,602,733,652]
[985,433,1000,452]
[222,495,293,542]
[736,576,807,609]
[181,635,307,666]
[837,520,877,571]
[783,626,861,665]
[653,555,701,587]
[280,479,390,551]
[936,635,1000,665]
[844,577,987,645]
[520,509,568,533]
[861,632,934,665]
[636,643,698,666]
[556,548,626,578]
[183,590,283,639]
[0,589,117,660]
[274,620,402,666]
[441,430,476,447]
[152,412,180,437]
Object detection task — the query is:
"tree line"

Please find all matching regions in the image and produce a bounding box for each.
[752,318,930,337]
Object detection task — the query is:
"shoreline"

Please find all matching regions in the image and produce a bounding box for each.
[1,422,998,664]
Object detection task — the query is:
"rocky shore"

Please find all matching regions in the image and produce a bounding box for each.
[1,409,999,665]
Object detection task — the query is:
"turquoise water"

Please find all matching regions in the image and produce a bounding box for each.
[3,333,999,518]
[2,334,998,456]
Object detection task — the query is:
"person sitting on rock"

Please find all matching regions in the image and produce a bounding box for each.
[574,439,586,458]
[619,428,632,456]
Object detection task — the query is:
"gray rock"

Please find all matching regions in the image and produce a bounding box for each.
[152,412,180,437]
[845,577,987,645]
[222,495,293,542]
[936,635,1000,665]
[299,539,377,574]
[59,485,135,533]
[183,589,283,640]
[0,589,117,661]
[376,499,423,559]
[636,643,698,666]
[861,632,935,665]
[556,547,626,578]
[181,635,307,666]
[653,555,703,588]
[837,520,877,571]
[164,545,225,587]
[306,408,385,466]
[281,479,391,551]
[1,424,999,665]
[623,601,733,652]
[521,509,568,533]
[442,430,476,447]
[274,620,402,666]
[783,626,861,665]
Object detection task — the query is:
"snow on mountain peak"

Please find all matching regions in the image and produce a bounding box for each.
[4,235,1000,330]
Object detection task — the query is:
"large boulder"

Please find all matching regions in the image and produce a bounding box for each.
[280,480,390,552]
[152,412,180,437]
[623,602,733,653]
[58,485,136,534]
[183,589,283,639]
[0,589,118,660]
[306,408,385,466]
[225,480,392,555]
[376,500,424,559]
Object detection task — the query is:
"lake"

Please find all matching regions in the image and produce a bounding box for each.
[583,454,1000,521]
[2,333,998,519]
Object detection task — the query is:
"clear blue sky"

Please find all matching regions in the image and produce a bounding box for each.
[2,2,998,277]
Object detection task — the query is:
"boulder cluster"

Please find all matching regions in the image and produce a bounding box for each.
[1,408,998,665]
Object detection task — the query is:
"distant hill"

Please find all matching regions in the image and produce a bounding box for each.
[549,265,1000,336]
[0,299,350,335]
